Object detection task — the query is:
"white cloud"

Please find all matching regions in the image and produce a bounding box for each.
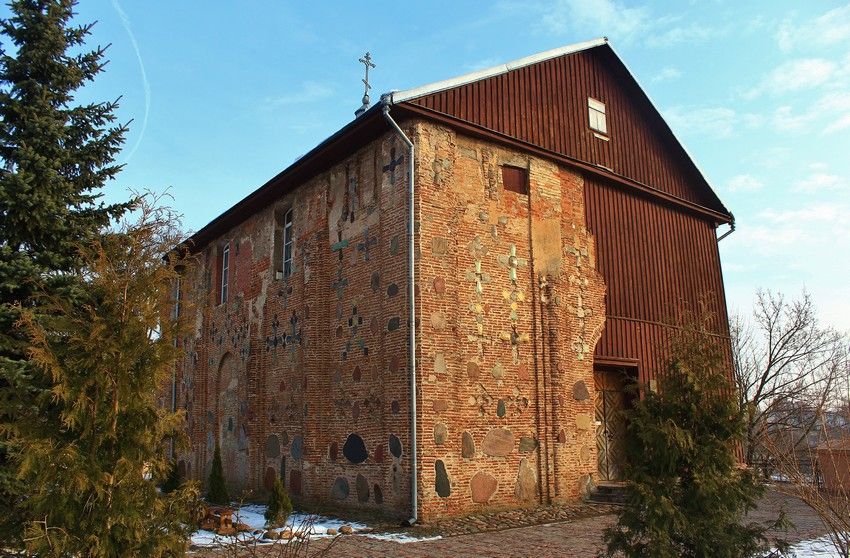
[664,106,761,139]
[772,105,817,131]
[645,22,722,48]
[726,174,763,192]
[757,204,843,225]
[651,66,682,83]
[777,6,850,53]
[744,58,837,99]
[465,57,501,71]
[794,172,848,193]
[770,92,850,134]
[264,81,334,107]
[539,0,650,43]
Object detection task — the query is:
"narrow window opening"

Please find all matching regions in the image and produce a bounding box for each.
[220,243,229,304]
[502,165,529,195]
[588,97,608,135]
[283,208,294,278]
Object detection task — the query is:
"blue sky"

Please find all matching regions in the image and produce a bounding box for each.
[8,1,850,330]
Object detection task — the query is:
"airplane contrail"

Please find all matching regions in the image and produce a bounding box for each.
[111,0,150,163]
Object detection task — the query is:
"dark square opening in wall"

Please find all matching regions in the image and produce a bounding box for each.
[502,165,529,195]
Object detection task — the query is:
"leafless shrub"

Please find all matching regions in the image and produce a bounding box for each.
[731,290,848,469]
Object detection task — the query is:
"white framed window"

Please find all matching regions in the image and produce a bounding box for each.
[220,243,229,304]
[588,97,608,135]
[283,209,294,277]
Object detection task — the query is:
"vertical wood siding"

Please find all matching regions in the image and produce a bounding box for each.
[584,175,730,381]
[406,48,723,213]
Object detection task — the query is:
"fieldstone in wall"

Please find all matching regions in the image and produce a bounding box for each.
[462,431,475,458]
[515,458,537,502]
[482,428,515,457]
[343,434,368,464]
[467,361,480,380]
[389,434,402,459]
[434,353,447,374]
[356,474,370,503]
[575,414,593,430]
[431,311,447,330]
[435,460,451,497]
[432,237,449,256]
[519,436,538,453]
[433,400,449,412]
[470,471,498,503]
[573,380,590,401]
[434,423,448,445]
[291,435,304,460]
[331,477,349,500]
[266,434,280,458]
[433,276,446,294]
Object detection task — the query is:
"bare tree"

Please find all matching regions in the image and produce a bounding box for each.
[731,290,848,469]
[765,407,850,557]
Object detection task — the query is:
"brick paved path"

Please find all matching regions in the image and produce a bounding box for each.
[195,487,828,558]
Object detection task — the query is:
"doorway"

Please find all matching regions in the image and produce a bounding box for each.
[594,366,637,481]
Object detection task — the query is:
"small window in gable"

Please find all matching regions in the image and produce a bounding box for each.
[273,208,295,280]
[220,243,229,304]
[282,208,294,277]
[588,97,608,135]
[502,165,529,195]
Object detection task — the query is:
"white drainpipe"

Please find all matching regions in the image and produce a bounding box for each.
[380,96,418,525]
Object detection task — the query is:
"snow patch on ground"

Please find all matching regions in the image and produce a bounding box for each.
[191,504,440,547]
[787,534,842,557]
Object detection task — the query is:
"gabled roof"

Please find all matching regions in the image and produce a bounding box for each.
[186,38,731,252]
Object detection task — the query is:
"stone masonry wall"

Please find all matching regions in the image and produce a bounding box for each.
[413,122,606,518]
[176,129,416,518]
[174,117,607,522]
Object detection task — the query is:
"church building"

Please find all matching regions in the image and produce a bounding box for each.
[172,37,734,521]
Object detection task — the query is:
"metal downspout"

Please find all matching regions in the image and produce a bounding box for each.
[717,217,735,242]
[381,98,418,525]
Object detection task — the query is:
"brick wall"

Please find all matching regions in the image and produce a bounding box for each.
[413,122,606,518]
[176,118,607,521]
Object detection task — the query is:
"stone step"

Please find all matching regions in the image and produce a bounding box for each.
[586,483,628,505]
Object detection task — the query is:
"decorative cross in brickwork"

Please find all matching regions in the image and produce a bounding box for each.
[331,233,349,299]
[498,244,528,284]
[342,306,368,360]
[283,311,302,355]
[502,288,526,322]
[347,306,363,335]
[499,325,530,364]
[277,282,293,307]
[347,175,359,222]
[265,314,285,353]
[383,147,404,183]
[465,260,491,295]
[357,228,378,262]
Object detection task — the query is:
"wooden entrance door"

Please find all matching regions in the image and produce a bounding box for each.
[594,368,634,481]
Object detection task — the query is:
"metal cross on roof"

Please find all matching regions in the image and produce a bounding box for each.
[355,52,376,117]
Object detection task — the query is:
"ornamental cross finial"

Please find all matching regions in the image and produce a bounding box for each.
[355,52,376,117]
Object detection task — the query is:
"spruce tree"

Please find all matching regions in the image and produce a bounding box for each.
[602,318,788,558]
[207,445,230,505]
[0,0,133,540]
[265,478,293,528]
[12,198,199,556]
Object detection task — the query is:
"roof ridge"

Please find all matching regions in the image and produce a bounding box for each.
[389,37,608,104]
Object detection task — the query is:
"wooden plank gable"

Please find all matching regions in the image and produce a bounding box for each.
[399,45,730,219]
